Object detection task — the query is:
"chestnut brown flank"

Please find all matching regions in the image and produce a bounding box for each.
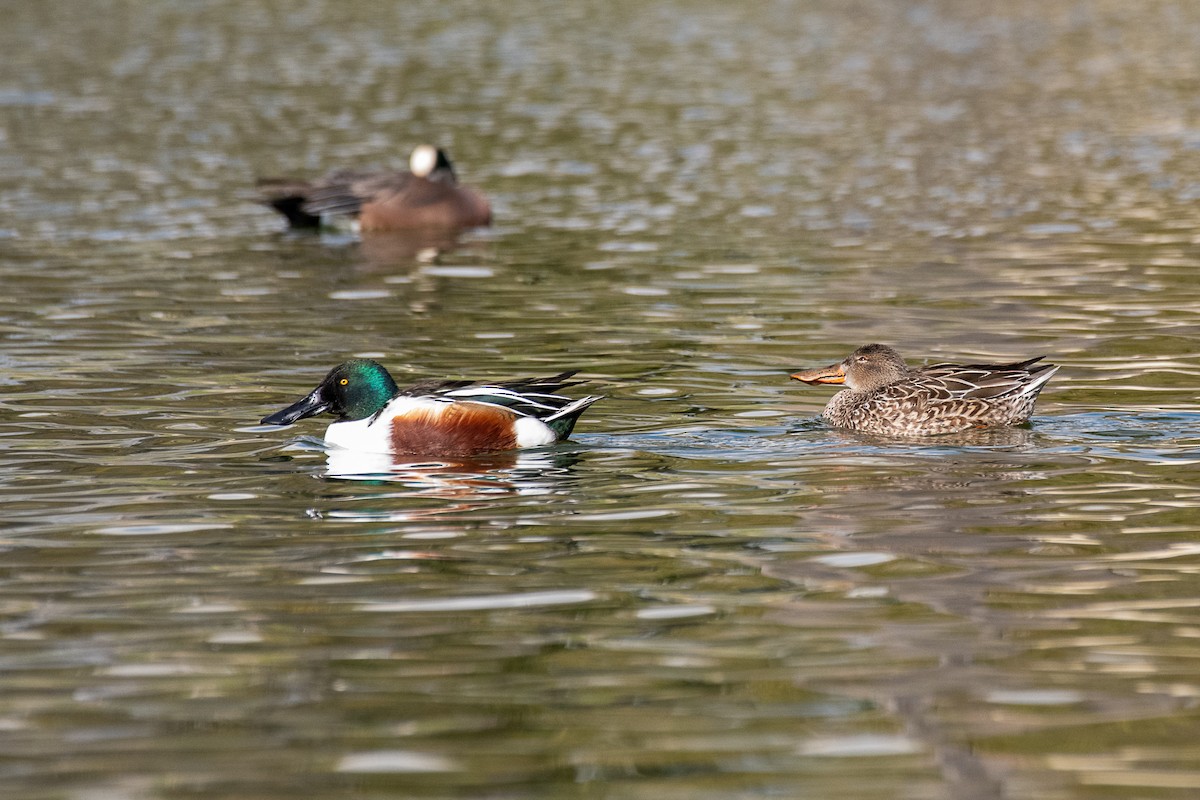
[391,403,519,456]
[358,186,491,231]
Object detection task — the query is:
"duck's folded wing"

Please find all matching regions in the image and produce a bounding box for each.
[915,360,1053,401]
[441,373,588,420]
[302,171,409,217]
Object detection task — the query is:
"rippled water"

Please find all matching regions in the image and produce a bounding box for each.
[4,1,1200,798]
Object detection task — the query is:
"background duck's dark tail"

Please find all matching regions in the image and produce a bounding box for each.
[256,178,321,228]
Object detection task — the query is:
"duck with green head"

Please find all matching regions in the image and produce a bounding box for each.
[261,359,600,457]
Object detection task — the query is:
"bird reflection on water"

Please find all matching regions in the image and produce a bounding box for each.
[314,446,586,522]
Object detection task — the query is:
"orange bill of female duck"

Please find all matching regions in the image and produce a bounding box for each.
[790,343,1059,436]
[260,359,601,457]
[256,144,491,231]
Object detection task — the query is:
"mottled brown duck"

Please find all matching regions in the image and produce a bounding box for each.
[790,344,1058,436]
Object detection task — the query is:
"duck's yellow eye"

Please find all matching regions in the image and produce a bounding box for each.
[339,378,349,386]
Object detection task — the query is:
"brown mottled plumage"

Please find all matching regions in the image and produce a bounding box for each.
[790,343,1058,436]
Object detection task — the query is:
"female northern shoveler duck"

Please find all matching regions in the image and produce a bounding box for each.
[260,359,600,457]
[789,344,1058,436]
[256,145,491,231]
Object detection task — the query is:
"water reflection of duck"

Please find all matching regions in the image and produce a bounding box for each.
[256,145,491,231]
[354,228,471,267]
[324,448,582,490]
[790,344,1058,436]
[261,359,600,457]
[318,451,578,521]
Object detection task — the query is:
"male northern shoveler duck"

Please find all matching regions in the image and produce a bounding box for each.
[256,145,491,231]
[789,343,1058,436]
[260,359,600,457]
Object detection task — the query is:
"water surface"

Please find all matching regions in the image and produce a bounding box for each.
[4,2,1200,798]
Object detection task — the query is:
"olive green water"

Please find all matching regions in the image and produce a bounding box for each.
[4,1,1200,798]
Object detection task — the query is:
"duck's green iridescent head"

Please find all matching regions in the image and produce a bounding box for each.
[261,359,399,425]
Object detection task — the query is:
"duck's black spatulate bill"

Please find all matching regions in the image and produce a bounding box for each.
[261,389,330,426]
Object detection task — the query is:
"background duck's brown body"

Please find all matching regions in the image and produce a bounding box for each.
[257,147,491,231]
